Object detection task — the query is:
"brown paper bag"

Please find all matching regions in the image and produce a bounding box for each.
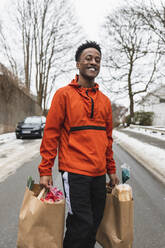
[17,184,65,248]
[96,186,134,248]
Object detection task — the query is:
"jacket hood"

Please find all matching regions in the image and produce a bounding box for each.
[69,75,99,91]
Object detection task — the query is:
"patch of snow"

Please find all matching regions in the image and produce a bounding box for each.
[127,126,165,141]
[0,133,41,182]
[0,132,16,143]
[113,130,165,181]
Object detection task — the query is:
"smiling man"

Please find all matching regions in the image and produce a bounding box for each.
[38,41,119,248]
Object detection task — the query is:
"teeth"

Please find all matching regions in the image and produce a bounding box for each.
[88,68,95,71]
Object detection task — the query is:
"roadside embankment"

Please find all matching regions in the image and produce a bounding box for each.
[0,64,42,134]
[113,129,165,185]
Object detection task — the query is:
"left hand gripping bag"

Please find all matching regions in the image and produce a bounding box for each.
[17,184,65,248]
[96,185,134,248]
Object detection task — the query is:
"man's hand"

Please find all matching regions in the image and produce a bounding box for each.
[108,173,119,187]
[39,175,53,189]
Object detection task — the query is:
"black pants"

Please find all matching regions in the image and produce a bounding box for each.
[62,172,106,248]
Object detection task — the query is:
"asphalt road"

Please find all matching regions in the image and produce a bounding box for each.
[0,143,165,248]
[113,143,165,248]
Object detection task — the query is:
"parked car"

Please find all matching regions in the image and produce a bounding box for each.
[15,116,46,139]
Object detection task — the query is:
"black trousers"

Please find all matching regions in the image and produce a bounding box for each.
[62,172,106,248]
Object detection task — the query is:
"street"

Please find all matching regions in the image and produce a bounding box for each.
[1,0,165,247]
[113,143,165,248]
[0,141,165,248]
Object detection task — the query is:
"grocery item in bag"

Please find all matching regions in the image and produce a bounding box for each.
[17,178,65,248]
[96,184,134,248]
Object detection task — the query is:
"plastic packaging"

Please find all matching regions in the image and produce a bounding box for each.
[121,163,130,184]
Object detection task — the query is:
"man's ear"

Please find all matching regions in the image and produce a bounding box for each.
[76,61,80,69]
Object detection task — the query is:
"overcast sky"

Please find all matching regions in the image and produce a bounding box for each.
[72,0,124,40]
[0,0,125,40]
[1,0,161,40]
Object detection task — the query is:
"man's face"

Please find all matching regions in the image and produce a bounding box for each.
[76,48,101,81]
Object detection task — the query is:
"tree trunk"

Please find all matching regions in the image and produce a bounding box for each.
[128,57,134,122]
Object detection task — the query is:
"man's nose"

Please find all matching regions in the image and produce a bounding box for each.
[90,58,97,65]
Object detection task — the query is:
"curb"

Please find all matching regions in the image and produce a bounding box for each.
[114,137,165,185]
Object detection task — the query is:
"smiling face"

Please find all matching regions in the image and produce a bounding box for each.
[76,48,101,83]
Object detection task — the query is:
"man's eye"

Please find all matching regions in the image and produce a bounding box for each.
[96,58,100,63]
[85,56,101,63]
[86,57,91,61]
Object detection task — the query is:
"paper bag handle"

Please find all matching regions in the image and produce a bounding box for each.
[37,187,46,200]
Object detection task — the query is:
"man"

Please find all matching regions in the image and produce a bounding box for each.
[38,41,119,248]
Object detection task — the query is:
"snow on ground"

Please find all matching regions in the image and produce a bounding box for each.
[127,125,165,141]
[113,128,165,184]
[0,132,41,183]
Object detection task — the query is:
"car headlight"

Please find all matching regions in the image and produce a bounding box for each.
[33,126,41,131]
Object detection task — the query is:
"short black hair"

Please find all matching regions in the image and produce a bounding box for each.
[75,41,101,62]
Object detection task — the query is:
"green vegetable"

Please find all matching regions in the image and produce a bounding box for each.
[27,176,34,190]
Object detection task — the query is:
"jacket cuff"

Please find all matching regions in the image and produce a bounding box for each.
[38,167,52,177]
[107,167,116,175]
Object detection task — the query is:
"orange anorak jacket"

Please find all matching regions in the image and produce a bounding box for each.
[38,75,116,177]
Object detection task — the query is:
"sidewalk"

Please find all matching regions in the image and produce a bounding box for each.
[113,128,165,185]
[118,128,165,149]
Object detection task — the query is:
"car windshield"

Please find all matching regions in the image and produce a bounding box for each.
[24,117,41,124]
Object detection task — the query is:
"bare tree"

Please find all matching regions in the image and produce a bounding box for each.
[111,103,127,127]
[133,0,165,50]
[0,0,85,112]
[0,31,19,78]
[16,0,34,91]
[101,6,160,120]
[17,0,85,111]
[132,0,165,79]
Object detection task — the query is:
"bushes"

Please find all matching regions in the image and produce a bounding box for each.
[125,111,154,126]
[125,115,131,126]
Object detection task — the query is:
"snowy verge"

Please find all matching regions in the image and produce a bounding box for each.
[0,133,41,183]
[113,130,165,185]
[127,126,165,141]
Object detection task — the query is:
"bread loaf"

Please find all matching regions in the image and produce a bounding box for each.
[112,184,132,201]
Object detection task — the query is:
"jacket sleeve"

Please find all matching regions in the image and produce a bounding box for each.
[106,99,116,175]
[38,89,66,177]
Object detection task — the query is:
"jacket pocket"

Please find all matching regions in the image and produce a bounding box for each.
[68,126,108,168]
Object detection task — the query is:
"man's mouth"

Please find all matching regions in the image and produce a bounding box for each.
[88,67,96,72]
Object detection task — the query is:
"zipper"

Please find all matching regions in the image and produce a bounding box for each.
[70,126,106,132]
[86,90,94,118]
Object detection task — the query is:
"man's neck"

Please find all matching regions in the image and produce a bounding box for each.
[77,75,95,88]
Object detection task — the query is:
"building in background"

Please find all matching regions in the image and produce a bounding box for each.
[138,85,165,126]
